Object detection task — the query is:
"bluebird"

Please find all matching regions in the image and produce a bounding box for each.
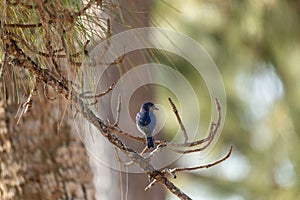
[136,102,159,148]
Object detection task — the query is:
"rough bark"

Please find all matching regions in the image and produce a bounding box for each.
[0,83,95,200]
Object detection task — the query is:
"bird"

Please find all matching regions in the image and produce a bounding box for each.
[136,102,159,148]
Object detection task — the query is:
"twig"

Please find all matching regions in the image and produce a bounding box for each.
[114,146,124,200]
[87,82,116,105]
[145,143,167,161]
[168,98,188,143]
[166,122,216,154]
[4,22,42,28]
[112,95,121,127]
[164,168,177,179]
[165,123,215,148]
[7,32,65,58]
[169,146,233,173]
[83,82,115,99]
[140,146,149,155]
[113,146,134,167]
[16,77,38,124]
[166,98,221,151]
[144,179,157,191]
[106,18,111,38]
[108,127,146,143]
[0,49,7,79]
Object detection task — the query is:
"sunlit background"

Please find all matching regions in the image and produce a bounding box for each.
[150,0,300,199]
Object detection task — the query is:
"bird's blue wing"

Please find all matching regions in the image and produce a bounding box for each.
[136,111,151,127]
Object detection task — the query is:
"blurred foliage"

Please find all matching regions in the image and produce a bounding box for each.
[152,0,300,199]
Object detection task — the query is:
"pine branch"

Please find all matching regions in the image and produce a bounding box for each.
[3,35,194,200]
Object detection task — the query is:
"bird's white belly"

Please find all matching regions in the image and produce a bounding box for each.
[137,112,156,137]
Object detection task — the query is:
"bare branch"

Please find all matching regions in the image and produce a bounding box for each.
[166,98,221,149]
[108,127,146,143]
[85,82,116,106]
[168,97,188,143]
[169,146,233,173]
[113,146,134,167]
[106,18,111,38]
[140,146,149,155]
[16,77,38,124]
[112,95,121,127]
[4,22,42,28]
[166,122,216,154]
[7,32,65,58]
[0,48,8,79]
[145,143,167,161]
[165,129,212,147]
[144,179,157,191]
[82,82,115,99]
[164,168,177,179]
[22,79,38,114]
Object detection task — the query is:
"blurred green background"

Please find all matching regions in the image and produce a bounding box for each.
[150,0,300,199]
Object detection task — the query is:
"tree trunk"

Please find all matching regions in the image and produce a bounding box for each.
[0,83,95,200]
[88,0,165,199]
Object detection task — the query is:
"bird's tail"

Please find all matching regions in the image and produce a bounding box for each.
[147,137,154,148]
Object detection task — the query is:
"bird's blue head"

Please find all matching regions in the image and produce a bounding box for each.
[141,102,159,112]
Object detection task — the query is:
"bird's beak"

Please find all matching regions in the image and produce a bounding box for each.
[153,105,159,110]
